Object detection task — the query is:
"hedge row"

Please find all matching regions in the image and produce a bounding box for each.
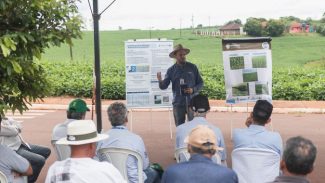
[44,62,325,100]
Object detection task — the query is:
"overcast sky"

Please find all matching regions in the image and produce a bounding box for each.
[78,0,325,30]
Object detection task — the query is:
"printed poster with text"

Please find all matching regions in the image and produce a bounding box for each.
[222,38,272,104]
[125,39,174,108]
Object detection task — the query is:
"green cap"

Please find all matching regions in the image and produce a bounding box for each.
[68,99,90,113]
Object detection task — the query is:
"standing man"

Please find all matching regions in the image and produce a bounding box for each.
[157,44,204,126]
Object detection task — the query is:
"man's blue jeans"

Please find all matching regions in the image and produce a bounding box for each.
[173,105,194,126]
[17,144,51,183]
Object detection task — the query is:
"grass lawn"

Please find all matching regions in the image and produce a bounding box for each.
[41,29,325,68]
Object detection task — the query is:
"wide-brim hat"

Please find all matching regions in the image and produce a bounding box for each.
[57,120,108,145]
[184,125,224,151]
[169,44,190,58]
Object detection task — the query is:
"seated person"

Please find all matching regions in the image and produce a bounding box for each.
[52,98,89,141]
[162,125,238,183]
[0,115,33,183]
[0,117,51,183]
[176,95,227,165]
[270,136,317,183]
[233,100,283,155]
[46,120,126,183]
[51,98,89,160]
[96,102,160,183]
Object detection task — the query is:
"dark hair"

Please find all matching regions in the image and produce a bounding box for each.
[107,102,127,126]
[283,136,317,175]
[67,111,86,120]
[190,95,210,113]
[252,100,273,125]
[189,145,216,155]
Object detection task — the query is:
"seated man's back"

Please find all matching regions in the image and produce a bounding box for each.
[97,126,149,182]
[163,154,237,183]
[176,118,227,161]
[46,157,124,183]
[176,95,227,162]
[233,124,282,155]
[232,100,283,155]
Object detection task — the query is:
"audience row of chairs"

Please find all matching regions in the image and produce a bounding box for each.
[51,140,280,183]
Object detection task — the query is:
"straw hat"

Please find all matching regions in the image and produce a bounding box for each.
[56,120,108,145]
[169,44,190,58]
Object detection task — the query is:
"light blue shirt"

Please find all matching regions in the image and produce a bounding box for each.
[233,124,283,155]
[176,117,227,161]
[96,126,149,183]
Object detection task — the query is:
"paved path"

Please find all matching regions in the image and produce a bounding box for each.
[15,108,325,183]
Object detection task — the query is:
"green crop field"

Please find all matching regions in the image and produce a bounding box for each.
[41,29,325,68]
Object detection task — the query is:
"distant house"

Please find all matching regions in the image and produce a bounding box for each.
[219,23,243,36]
[289,22,311,33]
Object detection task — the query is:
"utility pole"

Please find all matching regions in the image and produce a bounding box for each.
[191,14,194,33]
[92,0,102,133]
[91,0,116,132]
[179,18,182,38]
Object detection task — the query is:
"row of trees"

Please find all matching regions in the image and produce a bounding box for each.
[243,14,325,37]
[244,18,285,37]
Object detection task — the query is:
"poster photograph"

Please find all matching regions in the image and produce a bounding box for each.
[222,38,272,104]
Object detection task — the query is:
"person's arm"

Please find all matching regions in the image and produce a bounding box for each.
[14,165,33,176]
[139,139,150,169]
[192,65,204,94]
[157,68,171,90]
[7,148,33,176]
[0,123,19,136]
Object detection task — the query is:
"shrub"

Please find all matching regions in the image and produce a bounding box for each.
[43,62,325,101]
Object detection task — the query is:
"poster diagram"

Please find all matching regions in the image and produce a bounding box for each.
[222,38,272,104]
[125,39,174,108]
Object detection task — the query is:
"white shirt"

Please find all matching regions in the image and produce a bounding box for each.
[45,158,126,183]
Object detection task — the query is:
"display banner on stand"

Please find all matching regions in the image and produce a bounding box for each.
[222,37,272,104]
[125,39,174,108]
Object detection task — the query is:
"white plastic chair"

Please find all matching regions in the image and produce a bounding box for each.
[175,147,222,164]
[51,140,71,161]
[98,147,144,183]
[232,148,280,183]
[174,147,190,163]
[0,170,8,183]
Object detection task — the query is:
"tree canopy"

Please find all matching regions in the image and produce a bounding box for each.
[0,0,82,116]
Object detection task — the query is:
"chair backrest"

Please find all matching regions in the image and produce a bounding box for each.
[175,147,222,164]
[51,140,71,161]
[231,148,280,183]
[174,147,190,163]
[0,170,8,183]
[98,147,143,183]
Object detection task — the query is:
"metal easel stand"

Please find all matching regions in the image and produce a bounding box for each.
[168,107,173,139]
[129,107,174,139]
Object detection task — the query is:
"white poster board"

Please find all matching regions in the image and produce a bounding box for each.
[125,39,174,108]
[222,38,272,104]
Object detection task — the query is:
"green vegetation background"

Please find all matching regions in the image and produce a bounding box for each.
[41,29,325,100]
